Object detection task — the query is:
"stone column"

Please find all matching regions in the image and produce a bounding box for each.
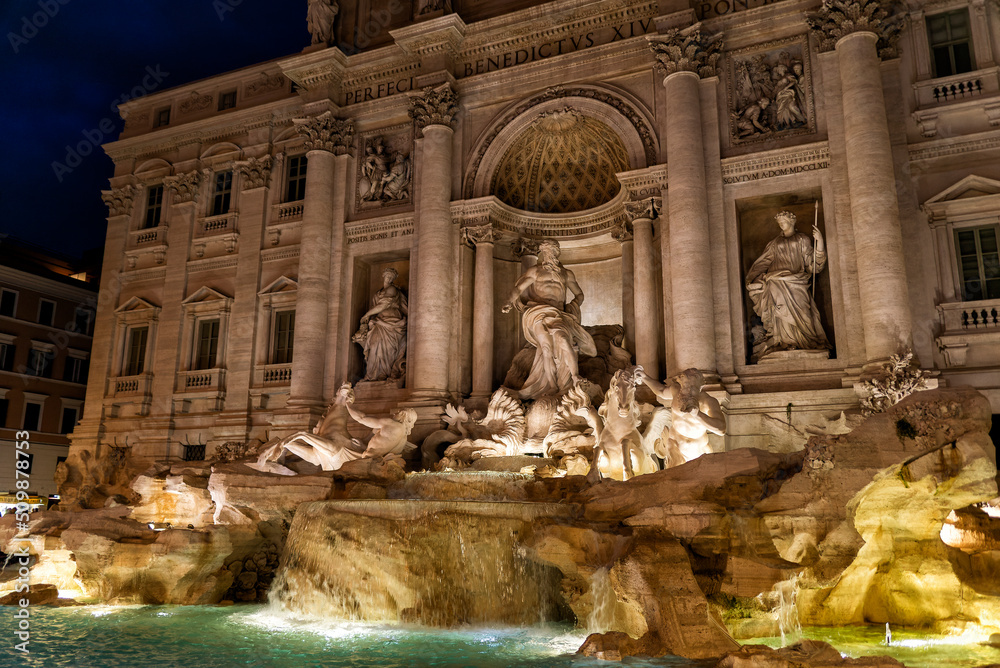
[213,156,272,442]
[463,224,500,398]
[811,1,913,362]
[408,84,459,401]
[286,112,354,416]
[613,223,636,358]
[648,27,723,376]
[628,201,660,375]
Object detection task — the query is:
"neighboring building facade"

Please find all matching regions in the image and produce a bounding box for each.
[0,239,97,499]
[77,0,1000,468]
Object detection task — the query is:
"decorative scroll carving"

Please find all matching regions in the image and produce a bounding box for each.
[409,84,459,135]
[293,111,355,154]
[461,224,501,248]
[245,73,287,98]
[236,156,273,190]
[729,38,815,145]
[180,93,213,115]
[647,23,724,78]
[511,237,541,259]
[807,0,903,59]
[164,172,201,203]
[102,186,137,218]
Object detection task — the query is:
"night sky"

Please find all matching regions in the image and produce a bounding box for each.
[0,1,307,259]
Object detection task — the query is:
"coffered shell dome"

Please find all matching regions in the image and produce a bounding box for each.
[490,109,630,214]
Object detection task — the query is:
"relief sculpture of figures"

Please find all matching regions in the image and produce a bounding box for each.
[501,239,596,400]
[353,267,407,382]
[360,140,390,202]
[638,368,726,467]
[745,210,831,361]
[732,49,808,141]
[380,151,411,201]
[306,0,339,47]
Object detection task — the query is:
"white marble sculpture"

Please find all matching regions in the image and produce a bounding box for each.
[438,389,526,468]
[345,403,417,463]
[306,0,338,47]
[501,239,596,400]
[745,210,831,361]
[576,368,659,482]
[255,383,363,472]
[638,368,726,467]
[353,267,407,382]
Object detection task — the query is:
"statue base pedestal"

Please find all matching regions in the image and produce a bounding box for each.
[756,349,830,365]
[355,379,404,398]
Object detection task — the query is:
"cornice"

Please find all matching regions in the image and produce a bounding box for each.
[0,266,97,302]
[907,129,1000,161]
[721,142,831,184]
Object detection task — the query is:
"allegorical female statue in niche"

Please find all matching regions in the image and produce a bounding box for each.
[745,210,831,361]
[353,267,407,382]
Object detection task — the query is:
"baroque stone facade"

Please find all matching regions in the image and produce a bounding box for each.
[76,0,1000,466]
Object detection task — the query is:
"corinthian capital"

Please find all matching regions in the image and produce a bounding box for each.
[164,172,201,203]
[511,237,540,259]
[292,111,355,154]
[808,0,903,58]
[101,185,137,218]
[461,224,500,247]
[409,83,459,135]
[647,23,724,79]
[236,155,273,190]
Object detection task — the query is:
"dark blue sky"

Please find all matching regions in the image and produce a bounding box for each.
[0,1,306,258]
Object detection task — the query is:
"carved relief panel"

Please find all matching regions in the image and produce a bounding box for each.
[356,126,413,212]
[727,37,816,145]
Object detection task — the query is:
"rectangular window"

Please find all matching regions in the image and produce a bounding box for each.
[144,185,164,229]
[154,107,171,127]
[195,319,220,370]
[0,398,8,428]
[64,357,88,384]
[26,349,53,378]
[956,226,1000,301]
[928,9,974,77]
[38,299,56,327]
[273,311,295,364]
[0,342,14,371]
[0,289,17,318]
[285,155,308,202]
[74,308,94,336]
[60,406,79,434]
[124,326,149,376]
[211,171,233,216]
[218,90,237,111]
[23,402,42,431]
[20,452,33,475]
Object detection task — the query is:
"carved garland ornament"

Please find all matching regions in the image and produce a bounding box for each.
[102,186,137,217]
[236,156,273,191]
[647,24,724,78]
[293,112,355,154]
[807,0,903,59]
[409,84,459,135]
[164,172,201,203]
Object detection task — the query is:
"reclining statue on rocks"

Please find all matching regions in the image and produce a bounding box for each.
[580,368,659,481]
[638,367,726,467]
[255,383,416,472]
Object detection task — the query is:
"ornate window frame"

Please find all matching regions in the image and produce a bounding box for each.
[177,287,232,393]
[253,275,297,390]
[110,297,160,403]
